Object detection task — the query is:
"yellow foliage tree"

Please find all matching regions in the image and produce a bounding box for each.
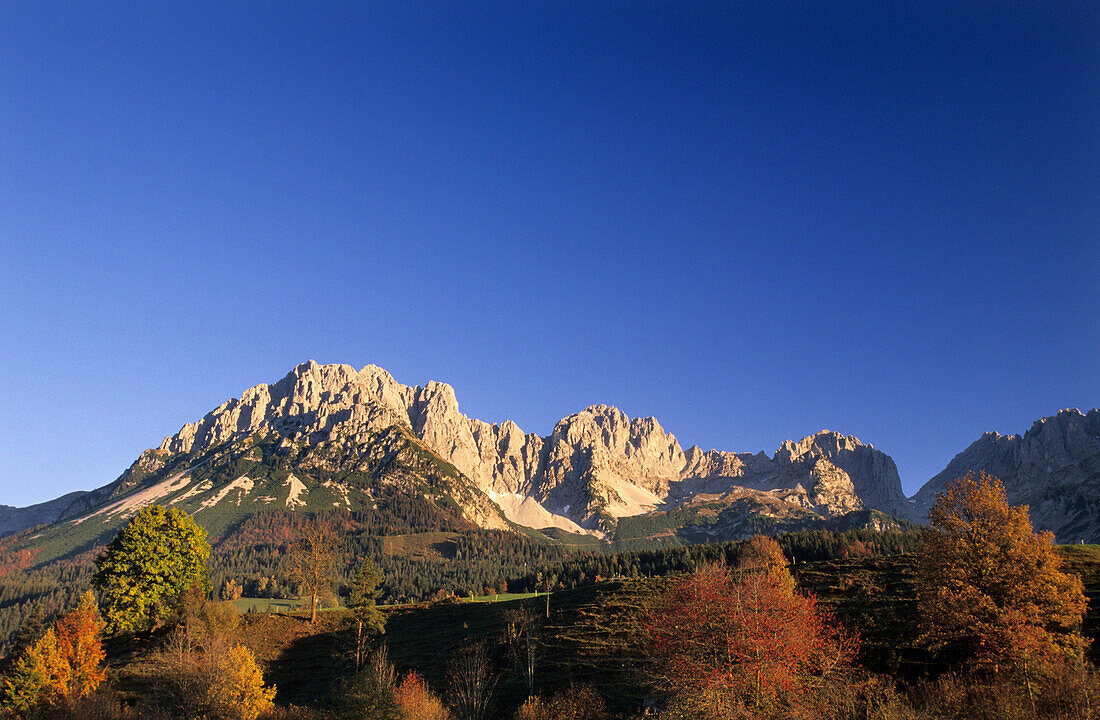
[735,535,796,594]
[917,471,1087,671]
[211,644,276,720]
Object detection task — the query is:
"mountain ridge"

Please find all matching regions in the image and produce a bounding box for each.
[131,361,912,533]
[2,361,1096,545]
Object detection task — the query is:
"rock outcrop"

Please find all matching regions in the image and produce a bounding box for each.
[86,361,910,533]
[911,409,1100,541]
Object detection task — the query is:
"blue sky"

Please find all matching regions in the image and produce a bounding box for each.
[1,2,1096,507]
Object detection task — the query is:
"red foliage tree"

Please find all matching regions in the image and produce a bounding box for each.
[649,541,855,719]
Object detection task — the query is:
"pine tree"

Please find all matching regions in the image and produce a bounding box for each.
[347,558,386,672]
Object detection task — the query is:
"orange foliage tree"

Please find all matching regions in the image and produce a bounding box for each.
[648,537,856,719]
[52,590,108,701]
[394,671,451,720]
[917,471,1087,672]
[0,590,106,713]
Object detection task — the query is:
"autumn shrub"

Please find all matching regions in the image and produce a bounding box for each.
[143,628,274,720]
[394,672,450,720]
[906,663,1100,720]
[513,684,606,720]
[260,706,331,720]
[801,674,921,720]
[33,693,136,720]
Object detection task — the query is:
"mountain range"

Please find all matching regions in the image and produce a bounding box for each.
[2,361,1097,554]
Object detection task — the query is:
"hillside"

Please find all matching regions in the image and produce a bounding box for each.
[95,544,1100,718]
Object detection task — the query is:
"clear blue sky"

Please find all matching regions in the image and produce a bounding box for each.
[1,2,1096,507]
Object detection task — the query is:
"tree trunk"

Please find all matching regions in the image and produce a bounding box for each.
[1022,660,1037,717]
[310,593,318,624]
[355,618,363,672]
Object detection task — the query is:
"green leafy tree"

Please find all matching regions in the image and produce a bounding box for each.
[93,505,211,634]
[347,558,386,672]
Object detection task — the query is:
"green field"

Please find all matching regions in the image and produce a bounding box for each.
[462,591,541,603]
[231,597,304,613]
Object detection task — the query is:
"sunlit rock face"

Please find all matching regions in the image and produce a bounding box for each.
[912,409,1100,542]
[83,361,908,533]
[28,363,1097,543]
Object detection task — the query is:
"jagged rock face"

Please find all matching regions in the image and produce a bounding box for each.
[912,409,1100,542]
[60,361,904,534]
[773,431,909,519]
[120,361,910,531]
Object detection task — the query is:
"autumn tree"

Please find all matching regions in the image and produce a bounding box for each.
[394,672,451,720]
[214,644,276,720]
[649,551,855,719]
[735,535,796,594]
[917,471,1087,675]
[347,558,386,672]
[93,505,211,634]
[0,591,107,714]
[286,521,338,623]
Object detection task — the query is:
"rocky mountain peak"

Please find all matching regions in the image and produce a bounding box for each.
[911,408,1100,541]
[16,361,929,540]
[771,429,909,519]
[138,363,923,532]
[775,430,868,464]
[6,362,1096,545]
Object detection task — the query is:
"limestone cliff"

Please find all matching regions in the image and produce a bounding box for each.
[84,361,909,533]
[911,409,1100,542]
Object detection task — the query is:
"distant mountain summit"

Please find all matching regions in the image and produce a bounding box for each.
[95,360,910,535]
[911,408,1100,542]
[2,361,1096,555]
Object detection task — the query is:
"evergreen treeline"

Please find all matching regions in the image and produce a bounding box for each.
[509,527,923,592]
[211,513,579,604]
